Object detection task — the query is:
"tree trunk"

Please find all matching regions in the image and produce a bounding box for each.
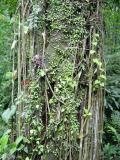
[13,0,105,159]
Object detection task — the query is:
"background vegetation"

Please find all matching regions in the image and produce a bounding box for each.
[0,0,120,160]
[103,1,120,159]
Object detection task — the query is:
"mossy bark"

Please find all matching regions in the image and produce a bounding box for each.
[14,0,104,159]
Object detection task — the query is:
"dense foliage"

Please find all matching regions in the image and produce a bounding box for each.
[103,2,120,159]
[0,0,119,160]
[0,1,13,134]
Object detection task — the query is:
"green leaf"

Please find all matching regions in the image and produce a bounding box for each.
[93,58,102,67]
[90,50,95,54]
[108,126,117,135]
[92,41,97,46]
[10,105,16,116]
[2,108,11,123]
[100,82,105,87]
[17,144,24,151]
[83,109,92,117]
[99,74,106,80]
[9,143,17,155]
[1,153,7,160]
[95,33,99,37]
[15,136,23,146]
[39,69,45,77]
[0,135,9,148]
[3,129,11,135]
[2,105,16,123]
[24,147,28,153]
[23,137,30,144]
[94,80,100,85]
[49,98,53,104]
[5,71,12,80]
